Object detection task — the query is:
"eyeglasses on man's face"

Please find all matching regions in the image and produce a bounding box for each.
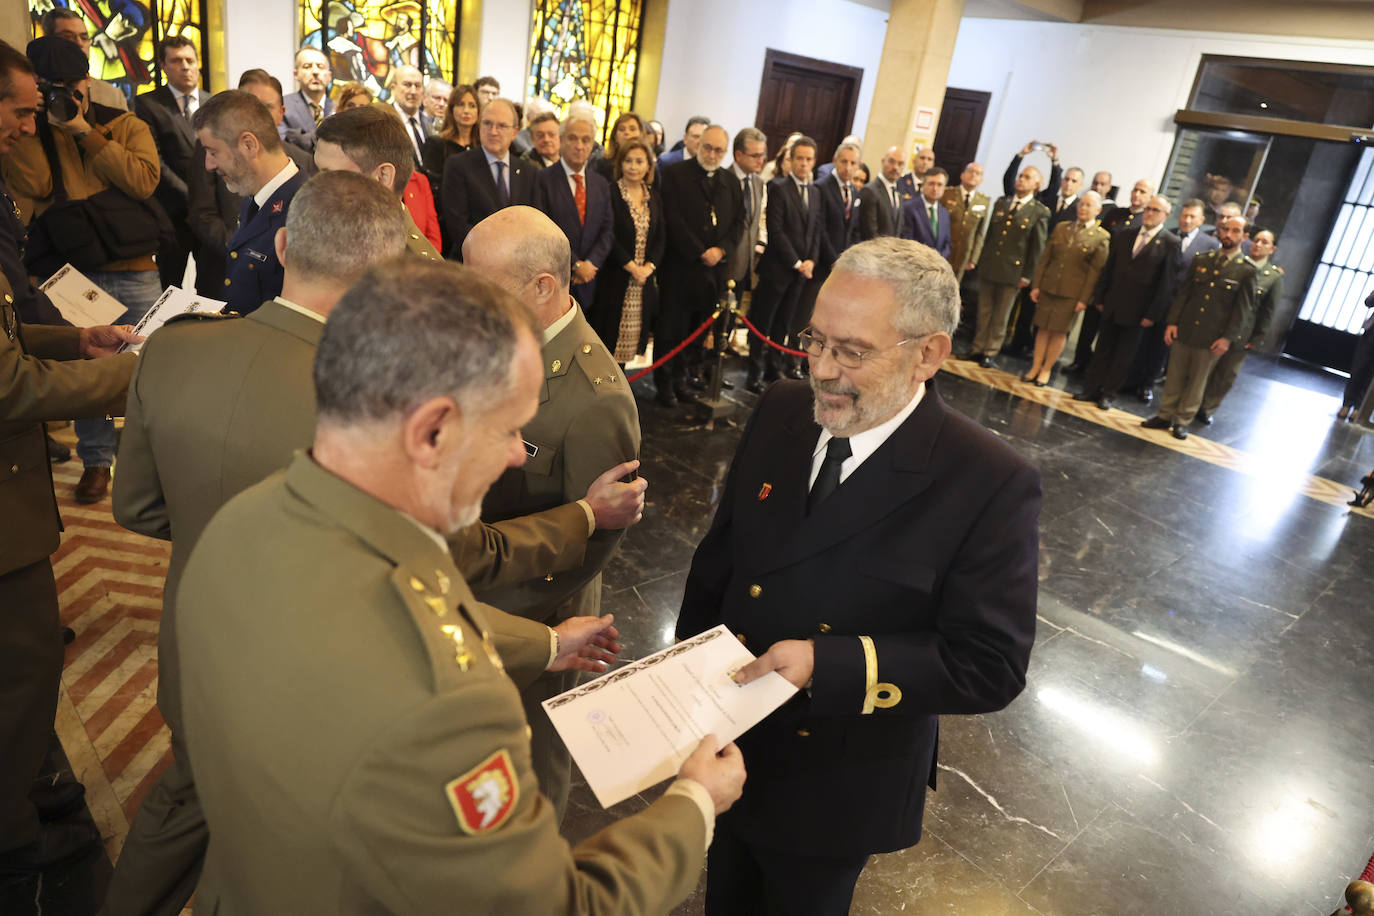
[797,329,926,369]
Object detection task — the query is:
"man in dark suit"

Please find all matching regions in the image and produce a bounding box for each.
[440,98,535,257]
[134,36,209,288]
[1048,166,1085,229]
[746,136,822,392]
[656,115,709,173]
[900,167,952,259]
[680,237,1040,915]
[799,140,861,350]
[658,124,744,400]
[534,115,613,309]
[1002,140,1062,208]
[281,46,333,152]
[856,145,905,241]
[1073,195,1180,409]
[388,64,431,167]
[1069,177,1155,372]
[728,127,768,295]
[187,75,315,296]
[1120,197,1219,403]
[193,91,306,315]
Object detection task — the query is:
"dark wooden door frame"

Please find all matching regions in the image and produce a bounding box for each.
[754,48,863,140]
[933,88,991,180]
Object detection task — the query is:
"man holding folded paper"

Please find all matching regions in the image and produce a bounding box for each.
[678,237,1042,914]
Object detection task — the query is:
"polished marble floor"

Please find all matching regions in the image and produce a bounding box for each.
[6,347,1373,915]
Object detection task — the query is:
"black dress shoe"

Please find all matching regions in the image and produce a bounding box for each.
[1097,396,1116,410]
[745,379,766,394]
[1195,411,1212,425]
[1072,390,1099,402]
[785,366,803,380]
[0,821,99,871]
[1131,387,1154,405]
[46,434,70,464]
[31,779,86,821]
[653,388,677,408]
[978,355,997,369]
[1171,424,1189,440]
[719,377,735,390]
[1034,378,1048,387]
[687,375,706,392]
[673,385,693,402]
[1140,416,1171,430]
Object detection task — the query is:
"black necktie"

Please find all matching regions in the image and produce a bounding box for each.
[808,437,852,514]
[494,161,509,206]
[742,176,751,222]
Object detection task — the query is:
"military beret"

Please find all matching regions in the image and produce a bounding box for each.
[26,36,90,83]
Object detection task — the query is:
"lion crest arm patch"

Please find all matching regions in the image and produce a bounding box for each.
[445,749,519,835]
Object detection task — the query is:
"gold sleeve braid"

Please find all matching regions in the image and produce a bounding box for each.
[858,635,902,714]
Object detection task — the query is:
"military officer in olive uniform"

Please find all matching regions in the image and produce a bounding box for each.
[1198,226,1283,423]
[1143,215,1256,439]
[1024,191,1110,385]
[176,258,744,914]
[963,167,1050,367]
[463,206,642,822]
[940,161,990,284]
[0,40,141,868]
[108,174,642,916]
[191,90,306,315]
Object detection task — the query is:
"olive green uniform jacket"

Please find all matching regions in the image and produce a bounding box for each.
[1,275,134,576]
[477,305,640,624]
[974,195,1051,287]
[940,186,990,281]
[1166,249,1257,349]
[1246,260,1284,347]
[177,454,707,914]
[1032,220,1111,303]
[113,299,593,734]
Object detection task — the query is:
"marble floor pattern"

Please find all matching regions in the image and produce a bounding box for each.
[7,348,1373,915]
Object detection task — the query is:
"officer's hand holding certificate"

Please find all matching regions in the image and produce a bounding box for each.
[542,625,797,807]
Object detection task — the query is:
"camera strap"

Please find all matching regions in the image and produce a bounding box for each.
[34,118,69,204]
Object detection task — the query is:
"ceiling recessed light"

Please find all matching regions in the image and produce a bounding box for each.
[1260,101,1269,109]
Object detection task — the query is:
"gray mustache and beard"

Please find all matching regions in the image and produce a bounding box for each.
[810,370,914,437]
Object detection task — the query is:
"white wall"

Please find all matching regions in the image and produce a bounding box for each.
[224,0,296,90]
[947,18,1374,199]
[476,0,533,98]
[653,0,891,145]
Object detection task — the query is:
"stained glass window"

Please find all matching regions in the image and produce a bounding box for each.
[298,0,459,102]
[27,0,208,102]
[529,0,644,143]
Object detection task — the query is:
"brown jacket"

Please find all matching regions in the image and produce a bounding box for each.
[2,108,161,271]
[0,272,134,575]
[1032,220,1110,304]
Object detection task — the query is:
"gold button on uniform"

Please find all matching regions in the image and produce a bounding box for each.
[230,251,238,259]
[408,576,425,592]
[737,633,747,646]
[581,344,592,354]
[3,293,11,303]
[10,464,18,474]
[223,279,231,286]
[748,584,762,598]
[818,623,832,633]
[796,729,810,737]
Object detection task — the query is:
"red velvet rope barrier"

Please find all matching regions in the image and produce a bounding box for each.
[733,310,809,358]
[626,309,722,383]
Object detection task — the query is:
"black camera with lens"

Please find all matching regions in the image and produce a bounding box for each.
[38,79,81,123]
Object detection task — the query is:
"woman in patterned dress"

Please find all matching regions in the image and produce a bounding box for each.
[591,138,666,394]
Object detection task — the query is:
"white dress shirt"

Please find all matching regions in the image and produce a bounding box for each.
[809,385,925,489]
[169,84,199,118]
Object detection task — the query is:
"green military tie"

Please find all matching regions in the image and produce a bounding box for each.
[928,203,937,232]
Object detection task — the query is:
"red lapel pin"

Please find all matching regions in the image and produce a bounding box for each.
[271,201,283,214]
[757,483,772,501]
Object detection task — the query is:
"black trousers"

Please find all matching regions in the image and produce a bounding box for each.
[156,221,193,290]
[1082,320,1146,396]
[1344,325,1374,408]
[748,268,805,378]
[705,815,870,916]
[1006,287,1037,353]
[1072,305,1103,367]
[1125,323,1170,390]
[0,559,62,851]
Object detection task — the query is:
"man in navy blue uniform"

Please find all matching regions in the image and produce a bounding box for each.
[193,90,305,315]
[534,113,612,310]
[679,237,1040,915]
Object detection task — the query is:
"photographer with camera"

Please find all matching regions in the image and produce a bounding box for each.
[1,36,162,504]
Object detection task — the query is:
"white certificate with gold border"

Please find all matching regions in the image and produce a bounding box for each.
[542,625,798,808]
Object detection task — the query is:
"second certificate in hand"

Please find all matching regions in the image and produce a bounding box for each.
[542,625,797,808]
